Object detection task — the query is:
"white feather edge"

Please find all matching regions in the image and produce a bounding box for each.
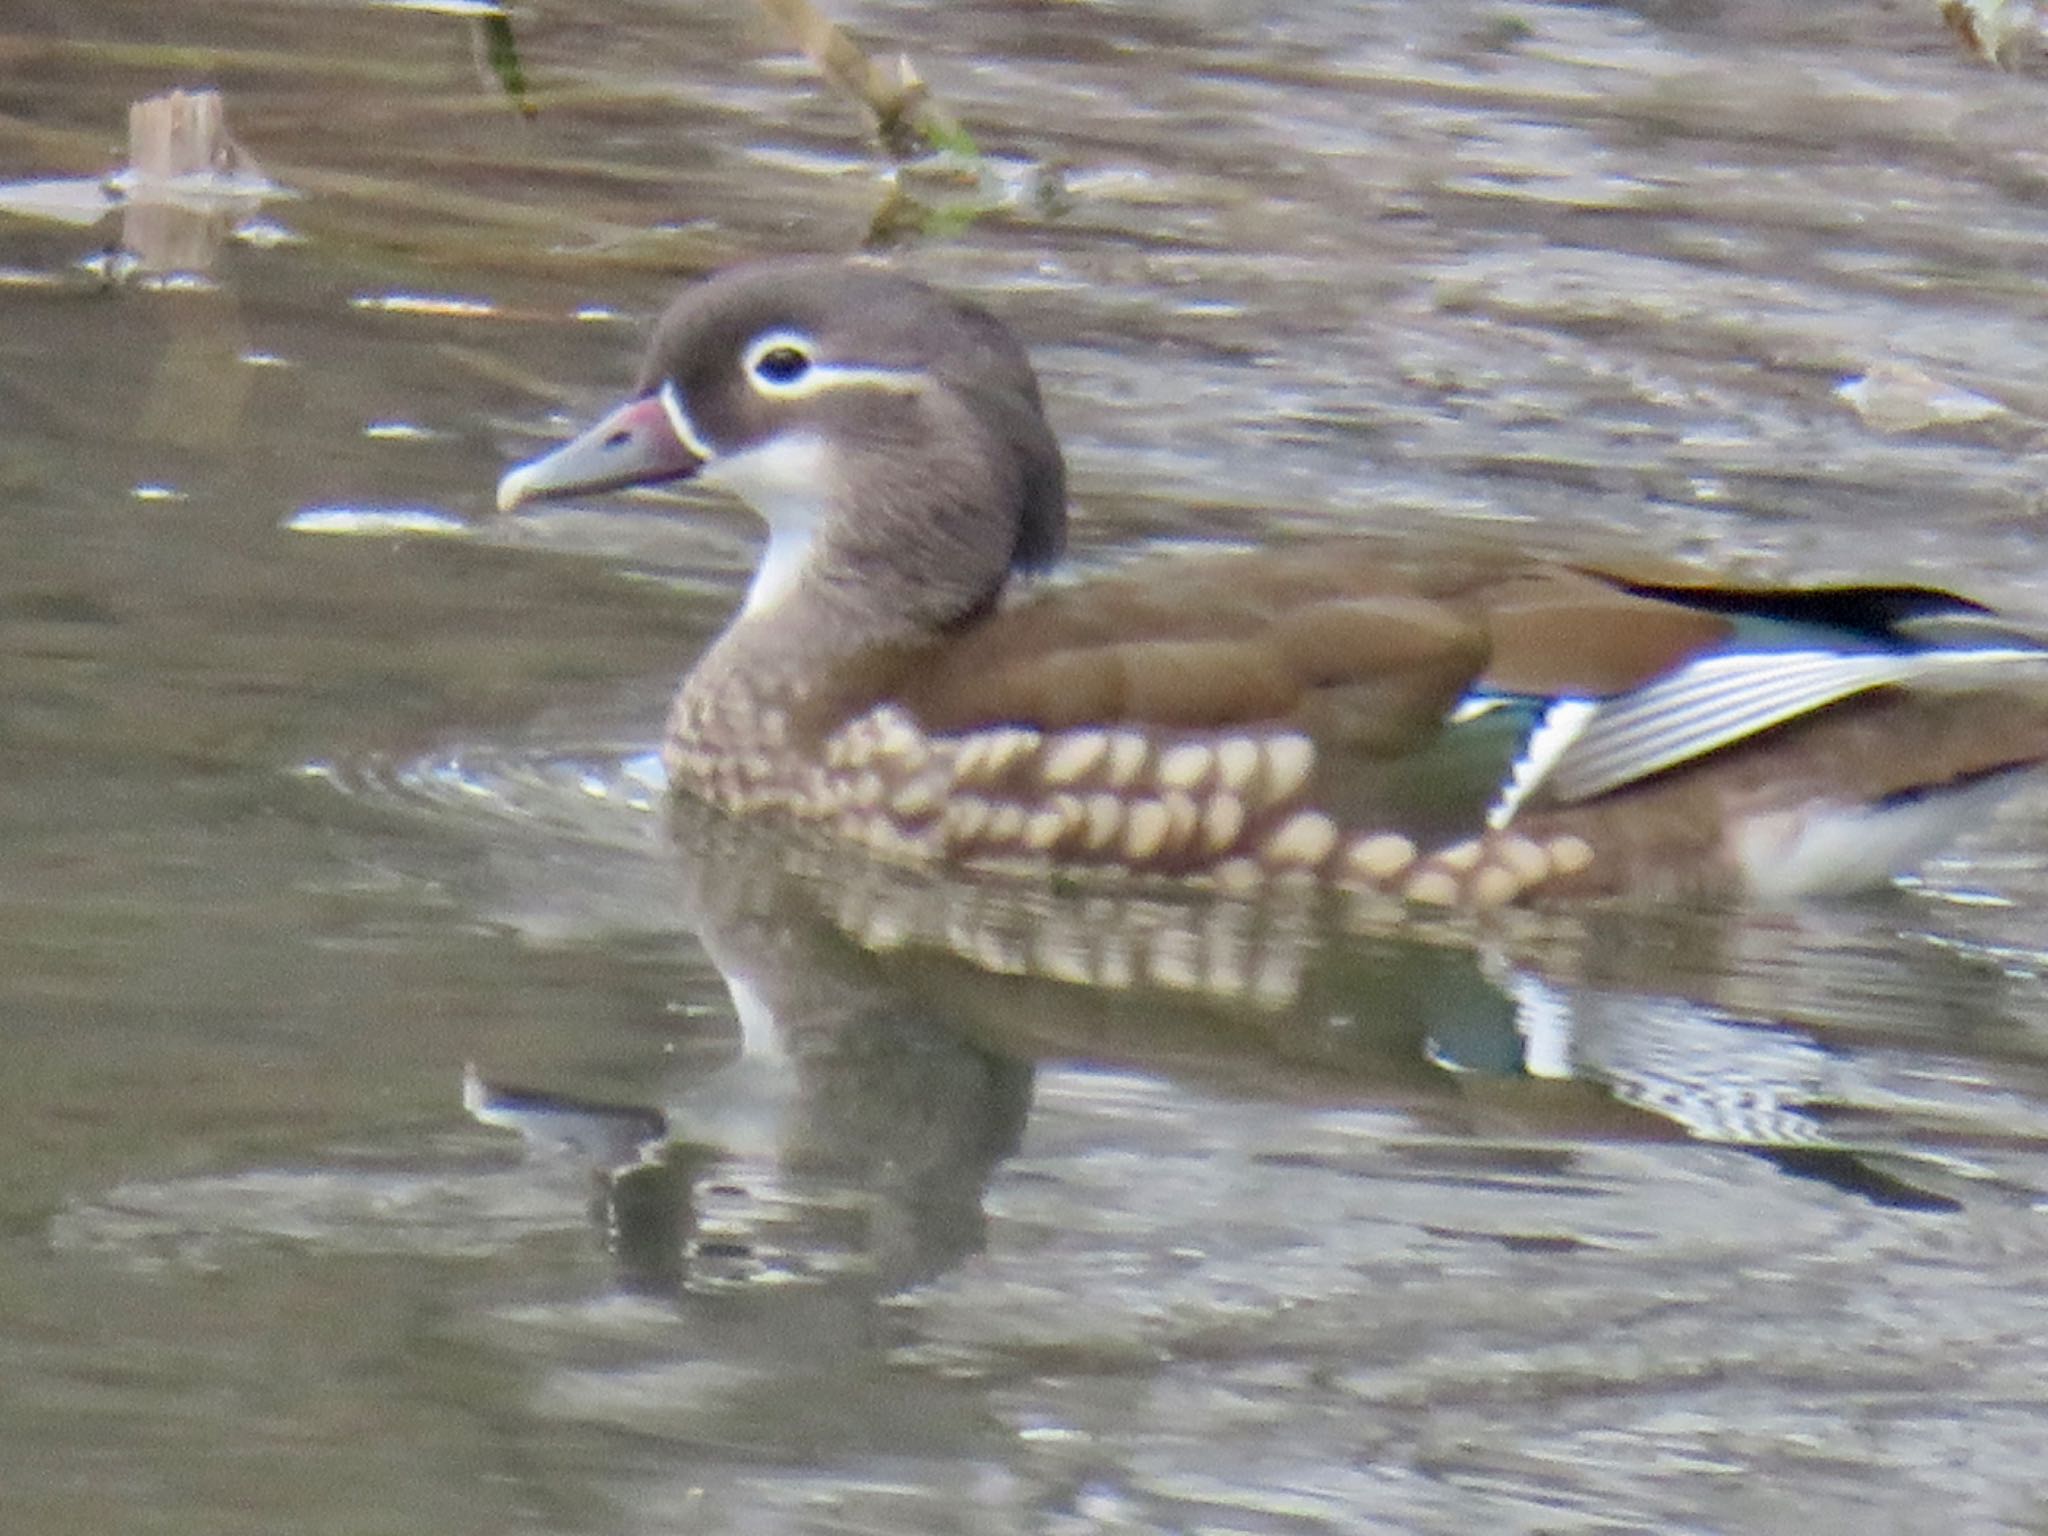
[1496,646,2048,813]
[1488,698,1598,829]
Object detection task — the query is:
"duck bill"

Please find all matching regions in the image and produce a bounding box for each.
[495,395,705,513]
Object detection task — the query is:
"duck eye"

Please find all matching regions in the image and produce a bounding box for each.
[751,344,812,387]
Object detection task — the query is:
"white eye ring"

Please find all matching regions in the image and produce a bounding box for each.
[737,330,928,401]
[743,331,819,396]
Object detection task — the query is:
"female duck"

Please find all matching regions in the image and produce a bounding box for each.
[498,260,2048,907]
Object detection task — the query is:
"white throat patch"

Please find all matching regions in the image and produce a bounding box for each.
[699,432,834,617]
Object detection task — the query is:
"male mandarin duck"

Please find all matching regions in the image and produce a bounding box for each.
[496,259,2048,907]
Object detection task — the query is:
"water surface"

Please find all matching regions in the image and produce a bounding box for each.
[7,1,2048,1530]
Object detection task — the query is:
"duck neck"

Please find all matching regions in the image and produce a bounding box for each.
[680,506,1022,743]
[703,417,1061,678]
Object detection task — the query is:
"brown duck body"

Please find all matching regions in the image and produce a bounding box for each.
[664,540,2048,904]
[499,259,2048,907]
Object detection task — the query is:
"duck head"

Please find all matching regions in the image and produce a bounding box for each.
[497,259,1067,638]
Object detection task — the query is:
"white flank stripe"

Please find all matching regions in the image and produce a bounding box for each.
[1544,647,2048,804]
[1488,698,1598,829]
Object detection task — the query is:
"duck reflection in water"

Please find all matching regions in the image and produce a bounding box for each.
[465,788,1998,1300]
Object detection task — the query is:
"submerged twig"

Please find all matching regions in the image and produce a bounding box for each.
[118,89,281,276]
[751,0,976,160]
[474,12,537,117]
[1938,0,2047,66]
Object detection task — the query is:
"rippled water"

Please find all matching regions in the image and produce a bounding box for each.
[8,1,2048,1530]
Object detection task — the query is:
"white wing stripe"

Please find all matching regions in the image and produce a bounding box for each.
[1550,656,1906,801]
[1573,663,1897,755]
[1488,698,1598,829]
[1538,648,2048,805]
